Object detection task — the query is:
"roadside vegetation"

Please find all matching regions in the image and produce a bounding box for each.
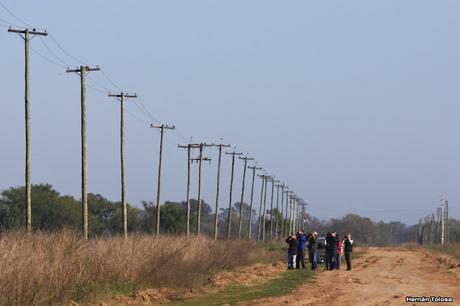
[427,243,460,260]
[0,231,282,306]
[171,269,314,306]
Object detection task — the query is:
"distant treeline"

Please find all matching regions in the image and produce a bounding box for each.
[1,184,459,245]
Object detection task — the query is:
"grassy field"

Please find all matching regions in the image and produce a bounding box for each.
[0,230,283,306]
[171,269,314,306]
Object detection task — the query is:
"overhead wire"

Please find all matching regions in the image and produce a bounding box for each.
[101,70,123,92]
[48,33,88,66]
[38,36,72,67]
[1,0,201,158]
[30,46,68,68]
[0,1,31,27]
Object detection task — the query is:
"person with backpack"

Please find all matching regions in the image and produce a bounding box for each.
[296,229,308,269]
[343,233,354,271]
[307,231,318,271]
[285,233,298,270]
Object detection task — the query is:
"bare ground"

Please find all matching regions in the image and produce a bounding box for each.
[246,247,460,306]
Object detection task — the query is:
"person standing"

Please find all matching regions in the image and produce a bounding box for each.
[296,229,307,269]
[326,232,337,270]
[285,233,298,270]
[343,233,354,271]
[324,232,331,270]
[336,234,343,270]
[308,231,318,271]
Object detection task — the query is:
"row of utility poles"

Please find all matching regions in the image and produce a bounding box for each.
[419,198,449,245]
[7,25,306,240]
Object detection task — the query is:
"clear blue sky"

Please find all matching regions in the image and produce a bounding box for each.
[1,1,459,225]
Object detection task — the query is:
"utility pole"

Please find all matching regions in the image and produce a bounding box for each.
[8,27,48,232]
[67,65,100,239]
[178,144,194,236]
[287,192,294,234]
[284,189,291,235]
[191,144,212,235]
[297,199,307,230]
[268,178,279,240]
[237,156,254,239]
[257,174,266,240]
[247,165,262,239]
[280,185,286,237]
[151,124,176,236]
[262,175,271,240]
[108,92,137,238]
[274,183,281,239]
[207,143,230,239]
[225,150,243,239]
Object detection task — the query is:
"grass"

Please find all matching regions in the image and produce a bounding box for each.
[171,269,314,306]
[0,230,282,306]
[427,243,460,260]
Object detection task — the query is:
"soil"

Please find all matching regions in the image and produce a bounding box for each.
[245,247,460,306]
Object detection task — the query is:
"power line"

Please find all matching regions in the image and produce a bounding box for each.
[31,47,67,67]
[48,33,88,66]
[38,36,72,67]
[101,70,123,91]
[0,1,31,27]
[0,17,22,28]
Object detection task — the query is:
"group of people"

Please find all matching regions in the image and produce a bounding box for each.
[285,230,354,272]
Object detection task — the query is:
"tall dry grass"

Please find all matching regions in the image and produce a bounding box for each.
[0,230,281,305]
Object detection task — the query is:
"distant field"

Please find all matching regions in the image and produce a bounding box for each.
[0,230,283,306]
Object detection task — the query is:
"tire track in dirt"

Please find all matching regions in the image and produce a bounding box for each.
[245,247,460,306]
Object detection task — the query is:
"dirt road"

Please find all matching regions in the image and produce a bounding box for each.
[247,247,460,306]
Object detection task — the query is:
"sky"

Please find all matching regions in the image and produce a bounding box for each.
[0,1,459,225]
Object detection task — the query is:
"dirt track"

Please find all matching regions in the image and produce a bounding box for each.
[247,247,460,306]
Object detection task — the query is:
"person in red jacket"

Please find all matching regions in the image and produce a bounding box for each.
[336,235,343,270]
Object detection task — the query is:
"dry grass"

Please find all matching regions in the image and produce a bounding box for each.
[0,230,281,306]
[428,243,460,260]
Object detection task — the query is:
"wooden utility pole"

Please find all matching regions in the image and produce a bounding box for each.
[262,175,271,240]
[274,183,281,239]
[288,193,293,234]
[257,174,266,240]
[225,150,243,239]
[207,143,230,239]
[268,178,279,240]
[280,185,287,237]
[67,65,100,239]
[178,144,194,236]
[283,188,290,236]
[8,27,48,232]
[237,156,254,239]
[247,165,262,239]
[151,124,176,236]
[108,92,137,238]
[191,144,211,235]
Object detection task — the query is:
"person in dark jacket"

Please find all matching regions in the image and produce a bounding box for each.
[296,229,308,269]
[343,233,354,271]
[285,233,298,270]
[325,232,337,270]
[324,232,331,270]
[307,231,318,271]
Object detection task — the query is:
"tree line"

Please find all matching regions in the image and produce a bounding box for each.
[1,183,459,245]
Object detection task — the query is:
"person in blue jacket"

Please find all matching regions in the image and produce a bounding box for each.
[296,229,308,269]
